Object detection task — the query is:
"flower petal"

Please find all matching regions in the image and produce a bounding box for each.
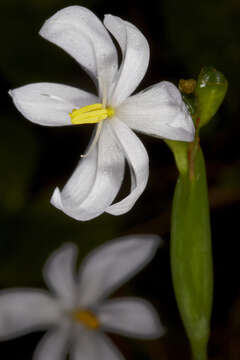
[34,325,70,360]
[51,120,125,221]
[117,81,195,141]
[9,83,98,127]
[77,234,161,307]
[71,327,124,360]
[40,6,118,98]
[43,243,78,308]
[98,297,164,339]
[106,118,149,216]
[104,15,150,107]
[0,289,60,340]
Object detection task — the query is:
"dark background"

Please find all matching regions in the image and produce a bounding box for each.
[1,0,240,358]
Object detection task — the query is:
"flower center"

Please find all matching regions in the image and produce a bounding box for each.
[70,103,115,125]
[72,309,100,329]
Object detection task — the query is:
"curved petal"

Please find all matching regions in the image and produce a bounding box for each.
[0,289,60,340]
[117,81,195,142]
[77,234,161,307]
[98,297,164,339]
[40,6,118,98]
[70,327,124,360]
[9,83,98,126]
[51,120,125,221]
[43,243,78,308]
[34,325,70,360]
[104,15,150,107]
[106,118,149,216]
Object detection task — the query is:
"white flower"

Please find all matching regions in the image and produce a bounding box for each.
[9,6,195,221]
[0,235,163,360]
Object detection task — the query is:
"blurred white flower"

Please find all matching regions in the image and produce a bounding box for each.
[0,235,163,360]
[9,6,194,221]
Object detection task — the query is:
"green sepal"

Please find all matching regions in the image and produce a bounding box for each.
[171,147,213,360]
[195,67,228,127]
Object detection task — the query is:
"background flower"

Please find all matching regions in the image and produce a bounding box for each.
[0,235,163,360]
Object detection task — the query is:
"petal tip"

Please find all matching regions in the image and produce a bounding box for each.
[103,13,114,24]
[39,26,46,39]
[141,233,162,246]
[145,234,162,255]
[45,242,78,266]
[149,324,166,339]
[122,234,162,264]
[138,234,162,251]
[39,5,94,39]
[43,241,78,289]
[50,187,63,210]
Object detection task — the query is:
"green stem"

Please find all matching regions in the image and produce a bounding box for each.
[170,147,213,360]
[191,339,208,360]
[188,117,200,181]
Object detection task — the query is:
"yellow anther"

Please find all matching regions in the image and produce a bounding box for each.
[106,106,115,117]
[72,309,100,329]
[70,103,115,125]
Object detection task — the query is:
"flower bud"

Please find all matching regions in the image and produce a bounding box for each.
[179,79,196,94]
[195,67,228,127]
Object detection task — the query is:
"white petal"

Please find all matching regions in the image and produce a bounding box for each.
[0,289,60,340]
[106,118,149,216]
[43,243,78,308]
[117,81,195,141]
[51,120,125,221]
[9,83,98,126]
[34,325,70,360]
[104,15,150,106]
[40,6,118,98]
[98,297,164,339]
[77,234,161,307]
[71,327,124,360]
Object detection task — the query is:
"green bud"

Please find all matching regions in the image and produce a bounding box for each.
[171,147,213,360]
[195,67,228,127]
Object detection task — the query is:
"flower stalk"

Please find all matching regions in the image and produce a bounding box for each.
[171,145,213,360]
[169,67,228,360]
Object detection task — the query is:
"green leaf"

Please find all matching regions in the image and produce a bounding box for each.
[171,147,213,360]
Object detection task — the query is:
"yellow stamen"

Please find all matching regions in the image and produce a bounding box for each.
[72,309,100,329]
[70,103,115,125]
